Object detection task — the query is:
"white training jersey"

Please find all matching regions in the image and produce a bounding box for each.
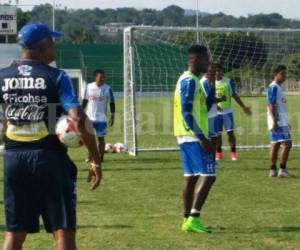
[84,82,115,122]
[267,81,288,130]
[200,76,218,118]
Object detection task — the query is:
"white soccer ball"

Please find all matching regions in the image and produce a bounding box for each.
[0,144,5,156]
[55,116,83,148]
[114,142,127,153]
[105,143,114,153]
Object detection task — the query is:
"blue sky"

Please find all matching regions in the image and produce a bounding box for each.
[7,0,300,19]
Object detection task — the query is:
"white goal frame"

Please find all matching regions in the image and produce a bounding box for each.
[123,26,300,156]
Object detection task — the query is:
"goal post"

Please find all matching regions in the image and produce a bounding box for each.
[124,26,300,155]
[124,27,138,156]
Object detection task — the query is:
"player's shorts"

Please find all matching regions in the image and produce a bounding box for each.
[92,121,107,137]
[270,126,292,144]
[179,142,216,177]
[216,112,235,133]
[208,116,221,139]
[4,149,77,233]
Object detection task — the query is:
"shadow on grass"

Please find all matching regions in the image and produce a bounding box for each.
[5,224,133,232]
[77,200,105,205]
[77,166,179,173]
[78,224,132,229]
[103,166,179,172]
[107,157,178,163]
[77,157,179,165]
[213,226,300,234]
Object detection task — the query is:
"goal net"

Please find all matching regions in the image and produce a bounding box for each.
[124,26,300,155]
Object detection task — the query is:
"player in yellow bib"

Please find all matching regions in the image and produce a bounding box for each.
[174,45,216,233]
[214,64,252,161]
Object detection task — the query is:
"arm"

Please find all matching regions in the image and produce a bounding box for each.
[81,86,88,110]
[180,78,213,152]
[82,99,88,110]
[202,79,217,111]
[108,87,115,127]
[230,80,252,115]
[57,72,102,190]
[267,86,279,131]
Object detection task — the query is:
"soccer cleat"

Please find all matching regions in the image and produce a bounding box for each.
[215,152,223,161]
[181,218,188,231]
[182,216,211,233]
[277,169,290,178]
[230,152,237,161]
[268,169,278,178]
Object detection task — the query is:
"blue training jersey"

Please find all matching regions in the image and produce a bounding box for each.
[0,60,80,150]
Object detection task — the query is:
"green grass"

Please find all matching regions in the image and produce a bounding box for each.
[1,95,300,249]
[1,150,300,249]
[110,95,300,149]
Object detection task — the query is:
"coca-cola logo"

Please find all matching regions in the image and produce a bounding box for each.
[5,104,46,121]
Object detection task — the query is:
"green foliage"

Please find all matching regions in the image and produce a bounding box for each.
[13,5,300,44]
[170,32,268,71]
[62,24,89,44]
[210,32,268,71]
[282,54,300,80]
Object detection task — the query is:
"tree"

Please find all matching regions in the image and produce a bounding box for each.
[17,8,30,31]
[210,32,268,71]
[62,24,89,44]
[282,54,300,80]
[161,5,185,26]
[12,4,300,44]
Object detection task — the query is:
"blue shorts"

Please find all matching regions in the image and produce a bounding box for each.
[179,142,216,177]
[4,149,77,233]
[270,126,292,144]
[93,122,107,137]
[217,113,235,133]
[208,116,221,139]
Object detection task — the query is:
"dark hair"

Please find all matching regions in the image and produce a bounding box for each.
[212,63,222,70]
[273,65,287,75]
[93,69,105,77]
[21,37,50,52]
[188,45,208,56]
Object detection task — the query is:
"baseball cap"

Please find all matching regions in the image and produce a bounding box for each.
[18,23,63,48]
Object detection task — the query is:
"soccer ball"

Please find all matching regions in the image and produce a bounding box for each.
[56,116,83,148]
[0,144,5,156]
[105,143,114,153]
[114,142,127,153]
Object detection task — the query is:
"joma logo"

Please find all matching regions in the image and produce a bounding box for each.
[2,78,46,92]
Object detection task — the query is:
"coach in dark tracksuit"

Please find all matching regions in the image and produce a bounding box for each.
[0,23,102,250]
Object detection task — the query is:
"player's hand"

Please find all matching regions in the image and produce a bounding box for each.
[272,122,279,132]
[88,163,102,190]
[243,106,252,115]
[109,115,115,127]
[199,138,214,153]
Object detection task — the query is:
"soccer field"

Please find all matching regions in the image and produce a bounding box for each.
[0,96,300,249]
